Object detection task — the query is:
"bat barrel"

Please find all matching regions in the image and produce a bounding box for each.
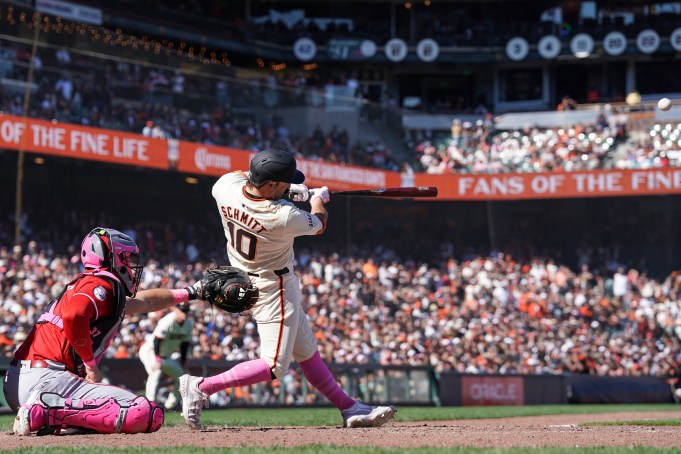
[330,187,438,197]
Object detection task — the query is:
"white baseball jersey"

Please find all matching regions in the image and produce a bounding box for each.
[212,171,324,275]
[211,171,324,368]
[150,311,193,358]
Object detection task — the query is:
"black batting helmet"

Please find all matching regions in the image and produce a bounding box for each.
[249,149,305,186]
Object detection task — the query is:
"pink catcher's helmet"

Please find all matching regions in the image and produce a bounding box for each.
[81,227,143,296]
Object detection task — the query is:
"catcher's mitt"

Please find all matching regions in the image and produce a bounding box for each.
[200,266,259,313]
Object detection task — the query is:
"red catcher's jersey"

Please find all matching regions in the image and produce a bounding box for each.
[13,275,117,373]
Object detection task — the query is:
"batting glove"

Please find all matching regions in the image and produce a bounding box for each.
[310,186,330,204]
[288,183,309,202]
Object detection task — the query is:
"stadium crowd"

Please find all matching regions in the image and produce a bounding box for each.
[411,114,681,174]
[0,39,401,171]
[5,38,681,176]
[2,221,680,384]
[410,112,635,174]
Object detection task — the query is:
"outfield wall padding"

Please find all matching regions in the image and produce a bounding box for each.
[1,360,676,410]
[567,375,675,404]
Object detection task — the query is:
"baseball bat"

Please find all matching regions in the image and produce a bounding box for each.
[329,186,438,198]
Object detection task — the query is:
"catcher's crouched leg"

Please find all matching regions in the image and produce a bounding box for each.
[22,393,164,435]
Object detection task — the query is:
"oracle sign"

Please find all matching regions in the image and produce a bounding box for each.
[462,376,524,406]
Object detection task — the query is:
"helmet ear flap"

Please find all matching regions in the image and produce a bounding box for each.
[100,235,113,261]
[81,229,113,269]
[95,235,113,268]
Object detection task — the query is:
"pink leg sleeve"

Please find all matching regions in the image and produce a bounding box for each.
[299,351,355,411]
[198,358,272,395]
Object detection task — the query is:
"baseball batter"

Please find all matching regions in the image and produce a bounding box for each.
[4,227,204,436]
[139,302,193,410]
[180,149,396,429]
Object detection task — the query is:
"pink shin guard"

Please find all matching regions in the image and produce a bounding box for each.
[28,394,164,434]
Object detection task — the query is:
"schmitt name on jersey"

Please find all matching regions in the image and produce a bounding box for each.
[221,205,267,233]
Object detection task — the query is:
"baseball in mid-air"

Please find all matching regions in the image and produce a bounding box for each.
[658,97,672,111]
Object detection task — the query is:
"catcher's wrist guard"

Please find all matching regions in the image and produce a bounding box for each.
[185,281,203,301]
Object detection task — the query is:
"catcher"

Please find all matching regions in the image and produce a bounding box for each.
[5,227,256,436]
[179,148,396,430]
[5,227,205,435]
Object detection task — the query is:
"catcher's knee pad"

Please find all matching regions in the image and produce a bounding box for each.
[123,396,164,433]
[36,392,164,434]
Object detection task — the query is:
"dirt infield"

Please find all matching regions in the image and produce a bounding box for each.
[3,411,681,450]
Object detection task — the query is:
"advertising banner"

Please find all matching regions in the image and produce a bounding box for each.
[176,142,251,175]
[416,169,681,200]
[296,159,399,189]
[461,376,524,406]
[175,143,399,189]
[0,115,168,169]
[7,116,681,200]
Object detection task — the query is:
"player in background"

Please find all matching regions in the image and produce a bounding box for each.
[139,301,193,410]
[4,227,204,436]
[180,149,396,429]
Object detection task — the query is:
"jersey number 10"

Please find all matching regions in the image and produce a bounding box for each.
[226,221,257,260]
